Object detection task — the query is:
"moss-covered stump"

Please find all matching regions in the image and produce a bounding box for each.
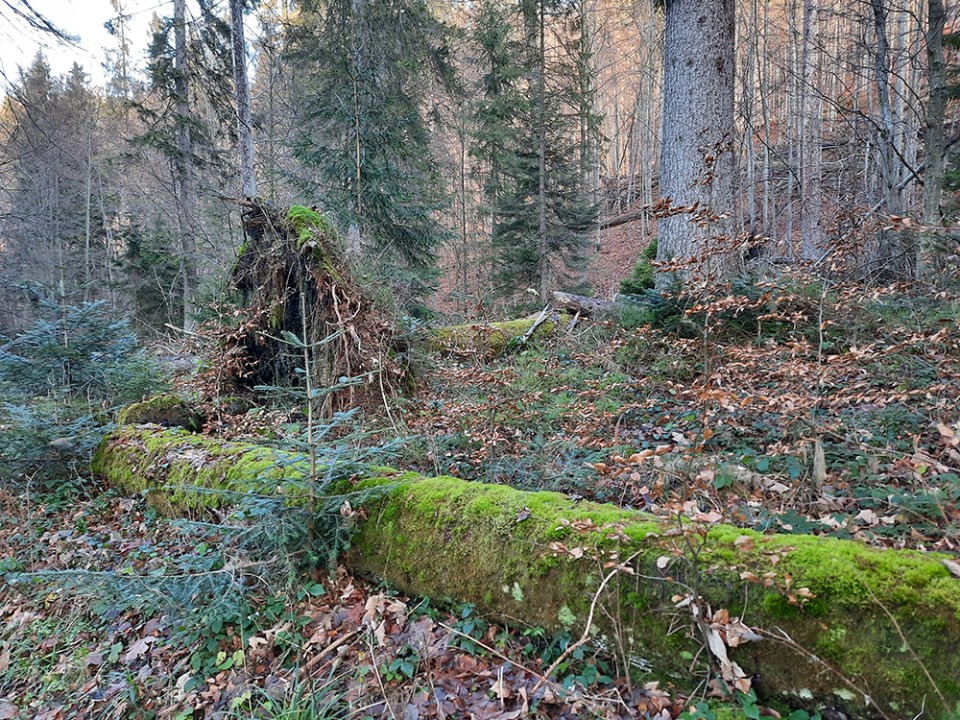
[116,395,203,431]
[91,427,960,718]
[425,313,571,356]
[91,425,309,512]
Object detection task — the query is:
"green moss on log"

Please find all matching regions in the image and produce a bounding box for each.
[425,314,571,356]
[350,478,960,718]
[91,426,960,718]
[91,424,312,511]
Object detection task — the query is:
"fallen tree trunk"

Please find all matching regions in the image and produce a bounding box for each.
[551,291,617,316]
[599,208,646,230]
[424,313,570,356]
[92,424,960,719]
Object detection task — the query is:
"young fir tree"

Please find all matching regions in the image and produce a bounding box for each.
[288,0,453,303]
[471,0,599,303]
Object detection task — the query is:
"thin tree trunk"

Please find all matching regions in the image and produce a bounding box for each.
[84,125,93,302]
[799,0,824,258]
[918,0,948,277]
[760,0,774,242]
[229,0,257,199]
[348,0,364,256]
[537,1,549,302]
[869,0,906,273]
[174,0,197,331]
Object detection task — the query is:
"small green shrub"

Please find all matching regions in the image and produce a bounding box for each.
[619,238,658,295]
[0,301,168,485]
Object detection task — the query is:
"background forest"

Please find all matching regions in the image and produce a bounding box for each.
[2,1,960,719]
[0,0,957,334]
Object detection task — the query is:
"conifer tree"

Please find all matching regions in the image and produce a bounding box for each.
[0,56,107,329]
[471,0,598,302]
[288,0,453,301]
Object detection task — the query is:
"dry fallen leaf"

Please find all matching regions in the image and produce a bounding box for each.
[491,676,512,700]
[363,593,386,625]
[122,636,155,664]
[487,710,523,720]
[374,619,387,647]
[942,559,960,579]
[0,700,17,720]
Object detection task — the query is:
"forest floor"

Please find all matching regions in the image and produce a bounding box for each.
[385,279,960,557]
[2,273,960,719]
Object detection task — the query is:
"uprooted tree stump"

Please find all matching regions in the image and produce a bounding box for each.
[225,201,402,412]
[93,422,960,719]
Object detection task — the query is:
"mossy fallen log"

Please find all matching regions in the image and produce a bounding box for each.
[92,425,960,718]
[425,313,571,356]
[116,394,203,431]
[91,424,310,512]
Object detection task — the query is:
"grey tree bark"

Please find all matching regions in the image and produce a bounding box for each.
[799,0,824,258]
[918,0,948,278]
[656,0,737,289]
[229,0,257,199]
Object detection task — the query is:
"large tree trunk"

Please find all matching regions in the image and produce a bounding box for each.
[229,0,257,199]
[918,0,948,278]
[656,0,737,289]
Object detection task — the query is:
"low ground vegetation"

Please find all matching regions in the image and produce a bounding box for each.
[2,270,959,718]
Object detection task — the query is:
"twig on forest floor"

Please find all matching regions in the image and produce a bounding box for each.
[436,622,554,689]
[437,621,616,715]
[300,628,361,677]
[528,550,643,698]
[365,632,400,720]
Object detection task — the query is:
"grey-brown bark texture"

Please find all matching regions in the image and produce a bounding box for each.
[230,0,257,199]
[919,0,948,278]
[656,0,736,288]
[173,0,198,331]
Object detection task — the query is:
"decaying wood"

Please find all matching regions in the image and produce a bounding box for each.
[551,291,616,315]
[93,422,960,719]
[517,305,552,345]
[599,208,646,230]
